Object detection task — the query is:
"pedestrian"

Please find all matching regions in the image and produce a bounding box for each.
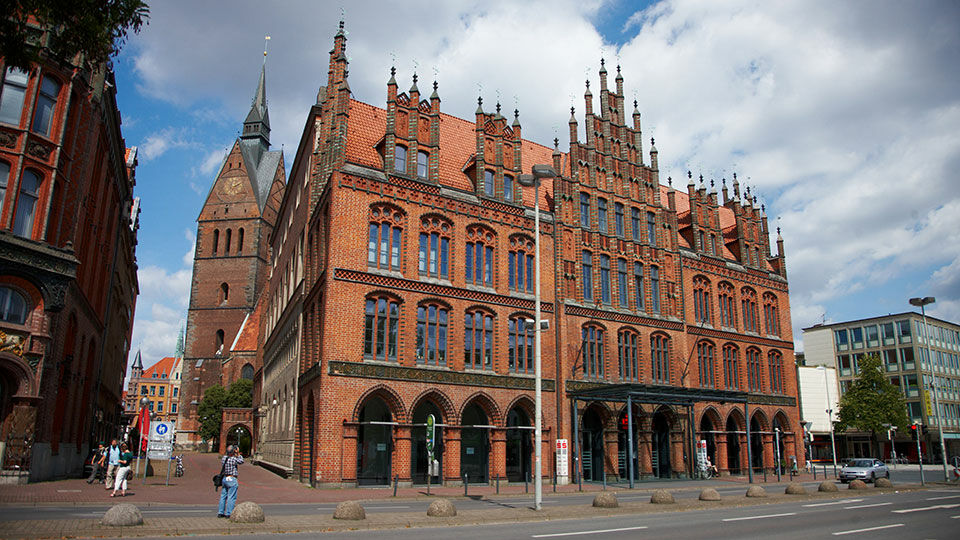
[110,443,133,497]
[103,439,120,490]
[86,442,106,484]
[217,445,243,518]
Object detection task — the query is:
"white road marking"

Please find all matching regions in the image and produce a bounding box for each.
[951,515,960,519]
[56,490,81,493]
[926,494,960,500]
[844,502,891,509]
[832,523,904,536]
[722,512,796,522]
[532,526,648,537]
[891,503,960,514]
[364,506,410,510]
[803,499,863,507]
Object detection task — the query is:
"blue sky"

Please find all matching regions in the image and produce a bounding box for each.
[113,0,960,372]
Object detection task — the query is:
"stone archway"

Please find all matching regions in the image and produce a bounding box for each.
[356,395,393,486]
[725,411,745,475]
[224,423,252,456]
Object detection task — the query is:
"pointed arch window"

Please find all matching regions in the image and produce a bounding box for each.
[650,265,660,314]
[508,235,534,293]
[741,287,759,333]
[614,202,624,237]
[697,340,716,387]
[364,295,400,362]
[723,343,740,390]
[768,350,784,394]
[747,347,762,391]
[241,363,254,380]
[225,229,233,254]
[237,228,244,255]
[416,303,448,366]
[581,250,593,301]
[581,324,605,379]
[646,211,656,246]
[215,329,225,356]
[418,216,450,279]
[617,258,628,308]
[12,169,41,237]
[508,315,534,374]
[763,293,780,337]
[599,254,611,304]
[579,193,590,228]
[464,309,493,370]
[597,198,608,234]
[651,333,670,384]
[633,262,644,311]
[693,276,711,324]
[465,225,494,286]
[219,282,229,304]
[718,282,735,328]
[618,328,639,382]
[368,204,404,271]
[630,207,640,240]
[213,229,220,255]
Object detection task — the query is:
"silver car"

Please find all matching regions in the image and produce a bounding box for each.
[839,458,889,483]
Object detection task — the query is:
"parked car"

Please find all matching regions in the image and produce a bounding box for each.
[839,458,889,483]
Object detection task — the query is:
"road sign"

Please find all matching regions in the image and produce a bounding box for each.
[426,414,435,457]
[150,422,174,442]
[556,438,569,474]
[147,422,174,460]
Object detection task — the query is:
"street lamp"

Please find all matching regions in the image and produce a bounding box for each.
[817,365,838,476]
[518,164,557,511]
[909,296,949,481]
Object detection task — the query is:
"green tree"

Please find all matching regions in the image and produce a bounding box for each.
[1,0,149,70]
[226,378,253,408]
[835,353,910,458]
[196,379,254,449]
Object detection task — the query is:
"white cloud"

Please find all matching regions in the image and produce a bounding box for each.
[193,146,229,178]
[139,127,193,161]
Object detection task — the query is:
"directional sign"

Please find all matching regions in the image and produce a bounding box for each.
[147,422,174,460]
[150,422,174,442]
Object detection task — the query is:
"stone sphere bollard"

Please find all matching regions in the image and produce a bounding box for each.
[698,488,721,501]
[101,503,143,527]
[745,485,767,498]
[592,492,619,508]
[848,479,868,490]
[785,483,807,495]
[818,481,839,492]
[427,498,457,517]
[875,477,893,488]
[333,501,366,520]
[650,489,675,504]
[229,501,265,523]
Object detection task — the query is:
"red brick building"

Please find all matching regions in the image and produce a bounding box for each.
[0,29,139,481]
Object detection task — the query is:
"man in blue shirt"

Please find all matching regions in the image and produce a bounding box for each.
[104,439,120,490]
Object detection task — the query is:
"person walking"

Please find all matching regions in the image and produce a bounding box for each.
[110,443,133,497]
[86,442,106,484]
[217,445,243,518]
[103,439,120,490]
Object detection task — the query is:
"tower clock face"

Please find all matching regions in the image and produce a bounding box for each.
[220,178,244,196]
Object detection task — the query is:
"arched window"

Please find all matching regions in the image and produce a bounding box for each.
[0,67,28,126]
[503,173,514,201]
[747,347,762,391]
[718,282,735,328]
[465,225,494,286]
[508,315,533,374]
[697,340,716,387]
[483,169,494,197]
[614,202,624,237]
[241,363,254,380]
[212,229,220,255]
[417,150,429,178]
[579,193,591,228]
[599,254,611,304]
[768,350,784,394]
[581,251,593,301]
[763,293,780,336]
[364,295,400,362]
[0,161,9,214]
[633,262,644,311]
[418,215,450,279]
[225,229,233,254]
[509,235,534,293]
[219,282,229,303]
[630,207,640,240]
[581,324,605,379]
[394,145,407,173]
[693,276,711,324]
[367,203,404,271]
[0,286,28,324]
[597,198,608,233]
[618,328,639,382]
[237,228,244,255]
[464,309,493,370]
[649,265,661,314]
[723,343,740,390]
[32,75,61,136]
[12,169,41,237]
[741,287,759,333]
[617,259,628,308]
[651,333,669,384]
[416,303,448,366]
[646,211,656,246]
[215,329,225,356]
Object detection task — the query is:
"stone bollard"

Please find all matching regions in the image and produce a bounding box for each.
[818,481,839,492]
[698,488,721,501]
[333,501,366,520]
[592,492,619,508]
[101,503,143,527]
[650,489,675,504]
[785,483,806,495]
[875,477,893,488]
[848,479,868,490]
[427,498,457,517]
[745,485,767,498]
[229,501,264,523]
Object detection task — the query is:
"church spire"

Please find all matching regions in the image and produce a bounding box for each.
[241,37,272,154]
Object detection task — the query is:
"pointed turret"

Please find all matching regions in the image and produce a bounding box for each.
[241,63,271,153]
[130,349,143,379]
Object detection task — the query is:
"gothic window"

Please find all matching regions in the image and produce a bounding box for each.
[508,235,534,293]
[693,276,712,324]
[633,262,645,311]
[579,193,590,228]
[747,347,762,391]
[0,286,28,324]
[723,343,740,390]
[741,287,759,333]
[651,333,670,384]
[646,211,656,246]
[416,303,448,366]
[650,265,660,314]
[213,229,220,255]
[12,169,40,237]
[618,328,639,382]
[581,325,605,379]
[417,150,428,178]
[718,282,735,328]
[484,169,495,197]
[0,161,8,214]
[225,228,232,254]
[32,75,60,136]
[364,295,400,362]
[368,204,404,271]
[395,145,407,173]
[698,230,705,252]
[763,293,780,336]
[617,258,628,308]
[0,67,28,126]
[710,233,717,255]
[219,282,229,304]
[215,329,225,355]
[768,350,784,394]
[615,203,624,237]
[697,340,716,388]
[508,315,534,374]
[465,225,494,286]
[464,309,493,370]
[597,198,608,234]
[504,173,514,201]
[237,228,244,254]
[581,250,593,301]
[418,215,450,279]
[630,207,640,241]
[599,254,611,304]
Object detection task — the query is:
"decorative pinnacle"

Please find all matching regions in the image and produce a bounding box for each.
[496,102,501,116]
[733,172,738,181]
[554,137,559,149]
[585,79,590,89]
[617,64,622,74]
[390,66,396,76]
[699,174,704,183]
[633,99,638,109]
[777,226,781,235]
[688,170,692,179]
[650,137,655,146]
[753,195,758,204]
[722,177,726,186]
[711,179,715,188]
[601,57,605,67]
[514,108,519,119]
[668,176,672,186]
[746,186,751,195]
[478,96,483,106]
[412,73,418,84]
[433,80,438,91]
[761,203,765,212]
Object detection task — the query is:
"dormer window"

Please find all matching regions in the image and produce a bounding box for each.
[395,145,407,173]
[417,150,428,178]
[484,170,494,197]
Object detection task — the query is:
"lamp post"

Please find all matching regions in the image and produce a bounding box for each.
[817,365,838,476]
[909,296,949,482]
[518,164,557,511]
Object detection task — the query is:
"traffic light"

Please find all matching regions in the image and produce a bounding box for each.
[910,423,918,440]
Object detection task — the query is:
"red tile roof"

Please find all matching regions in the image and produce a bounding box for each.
[232,303,262,352]
[142,357,179,379]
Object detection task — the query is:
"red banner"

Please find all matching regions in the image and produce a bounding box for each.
[139,407,150,452]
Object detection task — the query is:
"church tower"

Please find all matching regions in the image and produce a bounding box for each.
[176,57,285,449]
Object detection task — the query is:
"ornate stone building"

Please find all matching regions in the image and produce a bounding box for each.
[0,29,139,481]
